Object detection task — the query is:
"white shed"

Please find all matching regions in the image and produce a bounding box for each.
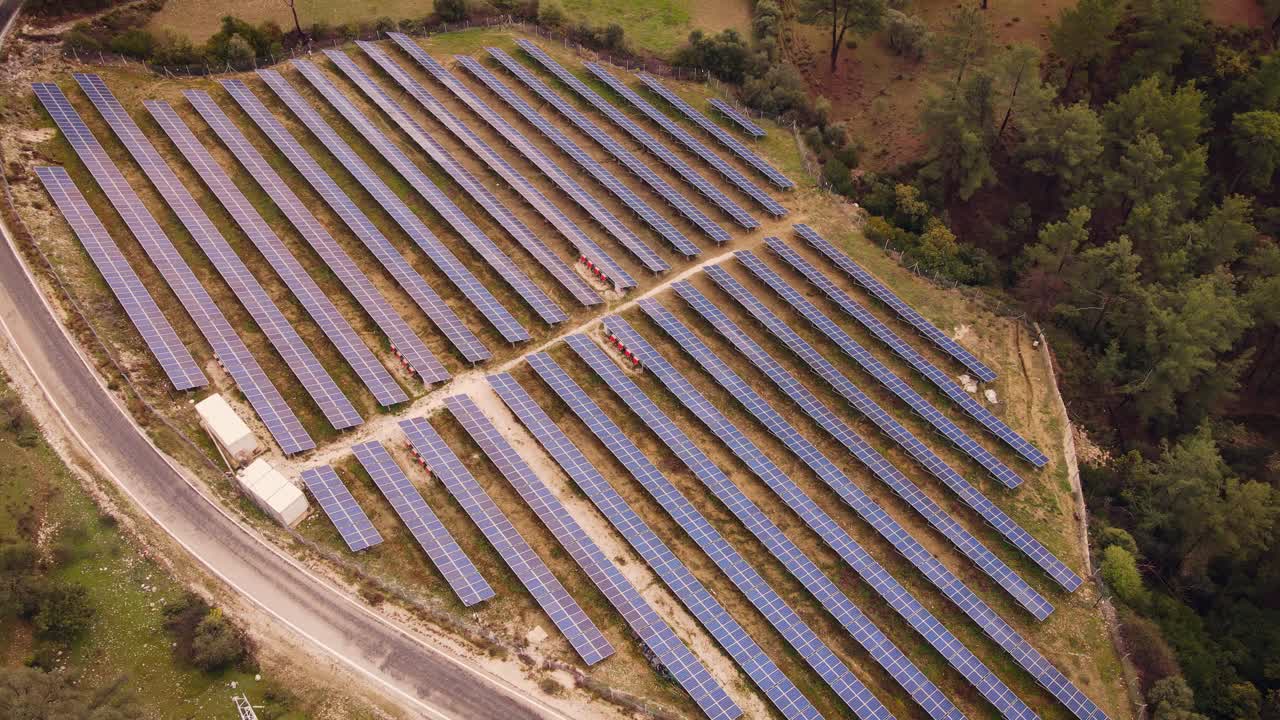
[195,394,258,466]
[237,458,309,527]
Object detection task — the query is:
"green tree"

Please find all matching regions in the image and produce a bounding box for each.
[886,10,928,60]
[1048,0,1122,87]
[435,0,468,22]
[1231,111,1280,192]
[1190,195,1256,272]
[1126,0,1204,81]
[0,667,138,720]
[189,613,247,671]
[34,584,94,644]
[1226,683,1263,720]
[1063,236,1143,336]
[1101,545,1148,606]
[797,0,886,72]
[1150,676,1208,720]
[921,73,997,199]
[1029,206,1092,274]
[932,5,992,87]
[1018,102,1104,204]
[991,45,1054,140]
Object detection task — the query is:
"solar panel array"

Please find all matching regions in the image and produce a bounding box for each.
[183,90,448,384]
[448,392,744,715]
[279,63,567,328]
[765,238,1048,466]
[702,265,1082,592]
[76,74,363,432]
[458,55,700,259]
[605,314,966,720]
[221,78,516,356]
[585,63,787,217]
[299,464,383,551]
[796,224,998,383]
[670,283,1109,720]
[708,99,766,139]
[703,268,1074,590]
[35,166,207,391]
[388,37,669,276]
[34,82,314,454]
[399,415,611,665]
[147,100,408,407]
[515,40,758,229]
[486,47,730,243]
[636,73,791,190]
[302,55,599,309]
[520,353,823,720]
[352,42,636,291]
[734,248,1025,486]
[351,440,494,605]
[644,291,1053,618]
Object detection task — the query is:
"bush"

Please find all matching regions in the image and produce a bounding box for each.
[152,33,202,65]
[190,612,246,671]
[435,0,469,22]
[753,0,784,43]
[108,28,156,59]
[1098,526,1139,556]
[674,29,751,83]
[822,157,856,196]
[33,584,94,643]
[742,63,809,119]
[538,1,564,27]
[372,16,396,34]
[886,10,928,59]
[1101,545,1149,607]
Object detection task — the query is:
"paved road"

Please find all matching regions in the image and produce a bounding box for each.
[0,8,554,718]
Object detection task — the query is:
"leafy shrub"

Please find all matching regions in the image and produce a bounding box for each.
[190,612,246,671]
[34,584,94,643]
[674,29,751,83]
[886,10,928,59]
[108,28,156,59]
[822,157,856,196]
[372,16,396,34]
[1098,526,1139,555]
[742,63,809,119]
[435,0,469,22]
[538,1,565,27]
[1102,545,1149,607]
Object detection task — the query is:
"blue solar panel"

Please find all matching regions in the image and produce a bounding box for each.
[77,74,363,432]
[299,56,598,309]
[735,248,1026,486]
[636,73,791,189]
[672,283,1108,720]
[701,265,1082,592]
[35,82,313,454]
[35,166,206,391]
[299,464,383,551]
[183,90,448,384]
[458,55,700,258]
[280,63,567,328]
[487,47,730,243]
[387,37,669,276]
[585,63,788,217]
[577,327,951,720]
[765,238,1048,467]
[519,353,829,717]
[399,414,611,665]
[219,79,494,363]
[351,43,636,291]
[795,224,998,383]
[351,440,494,606]
[516,40,758,230]
[146,100,408,407]
[486,373,742,720]
[708,99,766,139]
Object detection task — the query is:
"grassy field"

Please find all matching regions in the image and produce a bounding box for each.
[0,375,308,719]
[1,22,1131,720]
[146,0,752,56]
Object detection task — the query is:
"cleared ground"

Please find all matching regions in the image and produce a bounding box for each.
[0,25,1129,720]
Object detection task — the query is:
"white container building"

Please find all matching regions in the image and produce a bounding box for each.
[195,394,258,467]
[237,458,309,527]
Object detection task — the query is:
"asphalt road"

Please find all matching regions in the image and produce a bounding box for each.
[0,7,554,718]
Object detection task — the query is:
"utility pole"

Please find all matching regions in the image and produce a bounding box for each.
[233,694,260,720]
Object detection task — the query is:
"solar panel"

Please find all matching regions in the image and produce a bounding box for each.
[351,440,494,605]
[670,284,1108,720]
[183,90,448,384]
[299,464,383,551]
[277,63,566,328]
[735,247,1026,486]
[349,43,636,291]
[604,315,965,720]
[515,40,758,230]
[636,74,791,189]
[701,265,1082,591]
[796,224,998,383]
[218,79,493,362]
[486,373,742,720]
[399,416,611,665]
[458,55,700,258]
[35,166,206,391]
[637,297,1049,622]
[766,238,1048,466]
[146,100,407,407]
[76,74,362,432]
[387,38,669,276]
[585,63,787,217]
[519,355,828,720]
[34,82,314,454]
[487,47,730,243]
[708,99,766,139]
[220,79,513,356]
[293,59,598,309]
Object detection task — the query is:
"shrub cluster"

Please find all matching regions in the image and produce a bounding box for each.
[163,592,252,672]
